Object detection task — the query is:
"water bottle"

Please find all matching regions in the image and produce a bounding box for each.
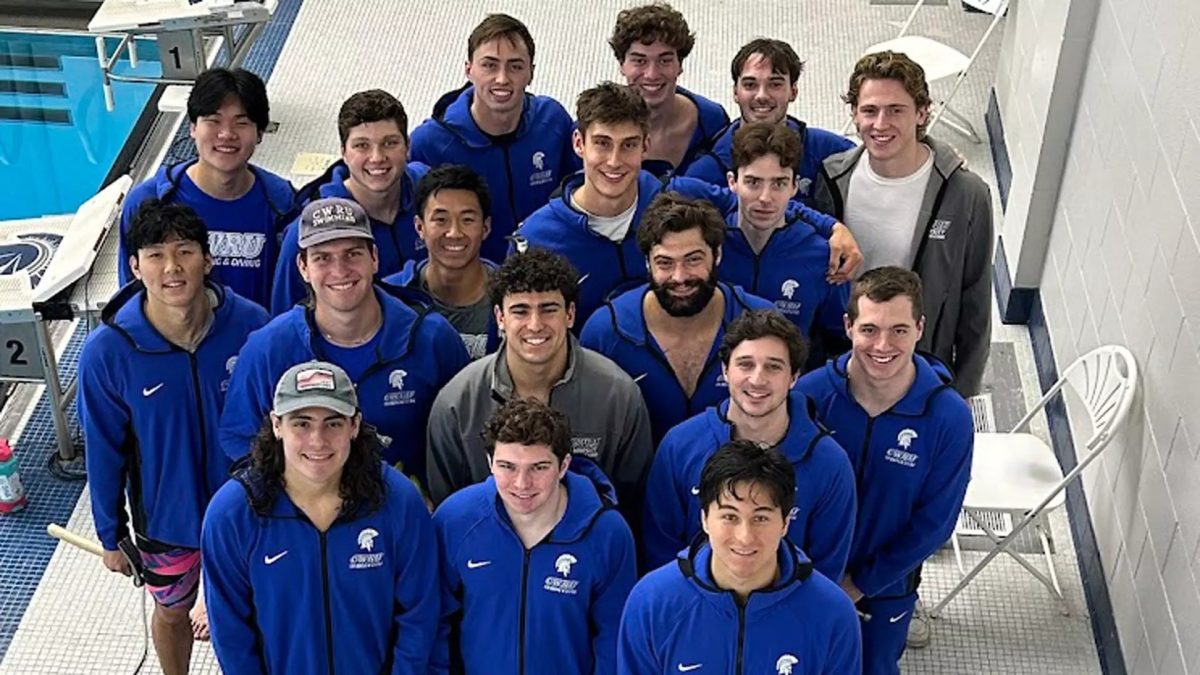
[0,438,29,514]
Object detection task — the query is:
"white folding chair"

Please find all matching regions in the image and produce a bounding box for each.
[842,0,1010,142]
[929,345,1138,618]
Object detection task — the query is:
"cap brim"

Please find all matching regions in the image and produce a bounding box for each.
[273,396,357,418]
[299,228,374,249]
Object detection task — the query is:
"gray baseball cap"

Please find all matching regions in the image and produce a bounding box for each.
[298,198,373,249]
[272,361,358,417]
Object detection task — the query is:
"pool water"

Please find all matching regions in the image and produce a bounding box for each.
[0,31,161,221]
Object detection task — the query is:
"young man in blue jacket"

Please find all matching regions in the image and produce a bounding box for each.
[514,82,858,326]
[220,198,470,488]
[795,266,974,675]
[685,38,855,205]
[383,164,499,359]
[609,2,729,174]
[119,68,296,309]
[720,121,851,367]
[581,192,774,442]
[432,397,636,675]
[618,441,861,674]
[410,14,575,262]
[273,89,430,314]
[643,310,856,581]
[203,361,439,675]
[80,200,269,675]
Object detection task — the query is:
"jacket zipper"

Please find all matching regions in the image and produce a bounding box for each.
[858,416,877,490]
[735,601,747,674]
[748,228,782,292]
[502,144,519,229]
[518,548,532,674]
[320,531,336,675]
[186,354,211,496]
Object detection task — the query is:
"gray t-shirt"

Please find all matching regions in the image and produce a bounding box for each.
[421,268,492,359]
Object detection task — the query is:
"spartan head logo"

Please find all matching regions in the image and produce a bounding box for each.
[225,356,238,375]
[555,553,578,577]
[532,151,546,171]
[388,369,407,391]
[780,279,799,300]
[897,429,918,449]
[357,528,380,551]
[776,654,799,675]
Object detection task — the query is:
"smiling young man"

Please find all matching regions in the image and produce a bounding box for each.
[383,164,499,359]
[642,310,855,581]
[410,14,576,262]
[80,200,269,675]
[795,267,973,675]
[618,441,861,674]
[609,2,729,174]
[273,89,430,314]
[514,82,849,326]
[719,122,850,363]
[684,38,855,205]
[221,197,469,487]
[119,68,296,310]
[580,192,776,443]
[426,249,653,527]
[813,51,993,396]
[432,397,636,675]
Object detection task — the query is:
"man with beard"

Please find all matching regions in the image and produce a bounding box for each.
[641,310,855,581]
[581,193,774,443]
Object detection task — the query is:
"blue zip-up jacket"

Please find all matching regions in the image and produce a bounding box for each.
[410,85,577,262]
[617,539,861,674]
[642,393,856,581]
[119,161,297,309]
[668,87,732,175]
[795,352,973,597]
[219,284,470,482]
[683,116,855,205]
[431,470,636,675]
[580,282,775,442]
[382,258,501,358]
[79,281,269,550]
[719,211,848,340]
[271,161,431,315]
[202,462,439,675]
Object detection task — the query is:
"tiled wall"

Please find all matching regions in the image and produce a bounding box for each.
[1004,0,1200,672]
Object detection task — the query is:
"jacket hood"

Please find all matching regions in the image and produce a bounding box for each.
[297,161,421,222]
[100,280,236,353]
[542,170,668,232]
[387,257,500,289]
[601,281,758,347]
[821,134,964,183]
[706,393,830,464]
[277,284,429,362]
[490,332,583,400]
[678,537,814,612]
[488,469,616,543]
[823,350,957,416]
[153,160,295,217]
[430,85,540,149]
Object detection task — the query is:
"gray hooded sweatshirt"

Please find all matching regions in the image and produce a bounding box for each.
[814,136,993,396]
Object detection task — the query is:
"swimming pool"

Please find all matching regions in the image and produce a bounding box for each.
[0,30,161,221]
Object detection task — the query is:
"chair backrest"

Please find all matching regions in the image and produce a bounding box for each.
[1015,345,1138,460]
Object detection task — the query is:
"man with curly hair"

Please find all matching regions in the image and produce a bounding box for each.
[426,249,653,527]
[609,2,729,174]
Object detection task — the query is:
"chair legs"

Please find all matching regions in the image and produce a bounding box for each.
[928,104,982,143]
[930,510,1069,618]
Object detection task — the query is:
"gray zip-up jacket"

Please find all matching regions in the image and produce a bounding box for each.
[425,334,654,526]
[814,136,993,396]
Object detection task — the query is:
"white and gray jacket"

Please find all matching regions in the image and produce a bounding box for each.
[814,136,993,396]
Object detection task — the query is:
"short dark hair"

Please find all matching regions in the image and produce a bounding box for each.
[730,38,804,85]
[847,266,924,324]
[482,397,572,461]
[489,248,579,309]
[636,192,725,257]
[187,67,269,133]
[415,165,492,220]
[127,199,210,257]
[719,310,807,376]
[699,440,796,516]
[337,89,409,145]
[730,122,802,175]
[609,2,695,63]
[844,51,933,137]
[468,13,536,63]
[575,82,650,138]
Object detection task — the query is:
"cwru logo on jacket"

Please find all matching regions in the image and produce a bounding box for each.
[776,653,799,674]
[886,429,920,469]
[384,368,415,407]
[349,527,384,570]
[544,553,580,595]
